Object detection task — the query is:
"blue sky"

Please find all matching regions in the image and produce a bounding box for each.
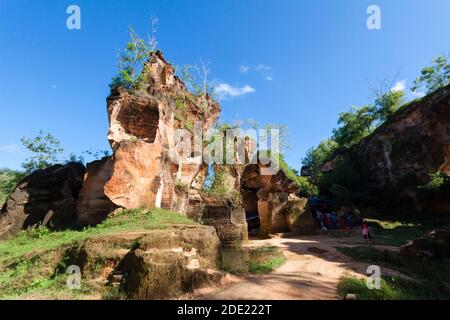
[0,0,449,170]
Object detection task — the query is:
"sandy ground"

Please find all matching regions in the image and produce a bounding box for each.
[192,233,405,300]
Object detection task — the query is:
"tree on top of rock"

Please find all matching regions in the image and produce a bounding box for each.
[412,55,450,94]
[110,17,159,91]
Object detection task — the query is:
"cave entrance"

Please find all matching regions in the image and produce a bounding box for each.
[242,188,260,236]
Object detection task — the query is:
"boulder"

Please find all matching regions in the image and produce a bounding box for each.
[76,157,117,226]
[286,195,316,235]
[29,225,223,299]
[186,191,249,273]
[0,163,85,239]
[116,226,223,299]
[241,162,312,237]
[187,192,248,248]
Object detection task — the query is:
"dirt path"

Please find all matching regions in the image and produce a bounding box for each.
[195,234,405,300]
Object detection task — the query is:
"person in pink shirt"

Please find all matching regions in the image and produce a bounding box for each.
[361,221,372,240]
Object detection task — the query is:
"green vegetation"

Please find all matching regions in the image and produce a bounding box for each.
[374,89,404,122]
[0,209,194,264]
[0,208,196,299]
[176,61,215,97]
[356,218,430,246]
[276,154,318,197]
[336,246,450,299]
[419,172,450,193]
[302,89,405,187]
[203,165,230,195]
[332,105,377,149]
[302,139,338,178]
[21,131,64,174]
[338,275,433,300]
[412,55,450,94]
[110,19,158,91]
[248,246,286,274]
[302,53,450,192]
[0,168,24,206]
[174,180,190,193]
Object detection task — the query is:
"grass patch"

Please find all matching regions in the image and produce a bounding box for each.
[336,246,450,299]
[0,208,196,299]
[0,208,195,264]
[363,218,432,246]
[248,246,286,274]
[338,275,426,300]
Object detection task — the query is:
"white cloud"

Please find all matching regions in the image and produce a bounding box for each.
[265,76,273,81]
[255,64,271,71]
[0,144,21,154]
[239,65,250,74]
[214,83,255,99]
[391,80,406,92]
[51,84,57,89]
[239,64,271,74]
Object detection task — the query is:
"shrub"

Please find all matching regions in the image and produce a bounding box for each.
[110,20,158,91]
[419,172,450,192]
[0,169,24,205]
[174,180,190,193]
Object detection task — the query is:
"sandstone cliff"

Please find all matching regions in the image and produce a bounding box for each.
[0,50,315,242]
[323,84,450,215]
[77,51,221,225]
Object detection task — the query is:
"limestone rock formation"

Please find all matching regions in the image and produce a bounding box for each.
[0,163,85,239]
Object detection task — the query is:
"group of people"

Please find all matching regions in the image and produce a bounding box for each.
[314,210,353,230]
[314,210,373,240]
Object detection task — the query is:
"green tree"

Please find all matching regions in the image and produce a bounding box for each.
[21,131,64,173]
[374,90,404,122]
[332,105,377,149]
[110,18,158,91]
[412,55,450,94]
[302,139,338,179]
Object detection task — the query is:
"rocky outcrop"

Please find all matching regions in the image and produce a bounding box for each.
[285,195,316,235]
[400,229,450,258]
[241,163,315,237]
[0,163,85,239]
[185,191,250,272]
[323,84,450,215]
[117,226,222,299]
[0,50,315,242]
[77,51,221,225]
[23,225,223,299]
[357,85,450,214]
[76,157,116,226]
